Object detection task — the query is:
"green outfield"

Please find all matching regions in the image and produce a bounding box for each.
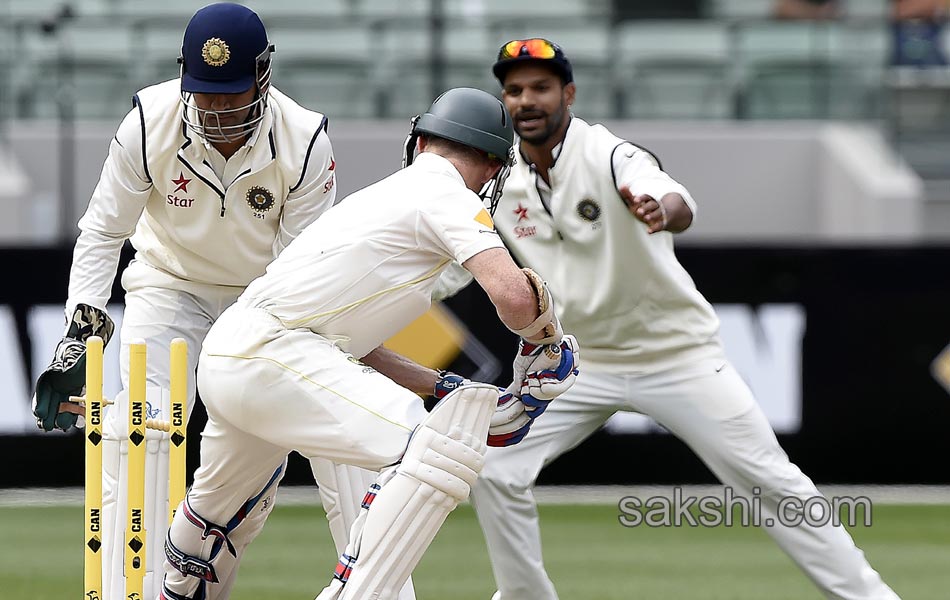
[2,502,947,599]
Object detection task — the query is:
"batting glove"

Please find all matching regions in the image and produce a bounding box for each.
[425,370,471,411]
[488,388,532,447]
[511,335,580,418]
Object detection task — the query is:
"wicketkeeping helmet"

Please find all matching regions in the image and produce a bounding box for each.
[178,3,274,143]
[403,87,516,216]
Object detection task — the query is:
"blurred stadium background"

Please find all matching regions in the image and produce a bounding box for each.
[1,0,949,597]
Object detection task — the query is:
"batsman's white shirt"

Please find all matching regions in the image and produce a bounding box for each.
[240,151,504,359]
[181,151,502,535]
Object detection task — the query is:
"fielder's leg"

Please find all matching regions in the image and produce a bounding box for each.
[315,383,498,600]
[637,357,900,600]
[470,374,617,600]
[310,458,417,599]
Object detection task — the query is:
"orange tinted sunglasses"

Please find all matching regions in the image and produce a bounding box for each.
[498,38,557,60]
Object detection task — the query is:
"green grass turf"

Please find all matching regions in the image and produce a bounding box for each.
[1,503,946,599]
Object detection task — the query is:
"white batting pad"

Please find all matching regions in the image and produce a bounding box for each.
[315,383,497,600]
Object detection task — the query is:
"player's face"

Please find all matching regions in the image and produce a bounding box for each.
[192,86,258,128]
[501,64,575,146]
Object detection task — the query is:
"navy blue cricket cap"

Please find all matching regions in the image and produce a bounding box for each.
[180,3,270,94]
[492,38,573,85]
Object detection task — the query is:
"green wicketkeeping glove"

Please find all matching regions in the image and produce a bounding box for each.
[32,304,114,432]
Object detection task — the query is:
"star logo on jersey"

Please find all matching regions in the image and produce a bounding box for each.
[172,172,191,193]
[514,203,529,222]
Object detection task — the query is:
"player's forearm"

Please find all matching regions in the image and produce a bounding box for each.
[660,193,694,233]
[360,346,439,396]
[463,249,540,335]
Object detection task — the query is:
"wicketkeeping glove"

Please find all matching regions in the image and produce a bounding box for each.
[512,335,580,418]
[32,303,115,432]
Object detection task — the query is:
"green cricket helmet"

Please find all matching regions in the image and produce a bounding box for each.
[402,87,516,215]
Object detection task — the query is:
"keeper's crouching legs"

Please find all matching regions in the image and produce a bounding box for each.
[315,383,498,600]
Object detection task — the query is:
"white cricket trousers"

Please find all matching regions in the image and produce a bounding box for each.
[470,354,900,600]
[160,305,427,598]
[101,263,407,600]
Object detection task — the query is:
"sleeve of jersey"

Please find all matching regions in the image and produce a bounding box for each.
[612,143,698,221]
[416,191,504,265]
[66,109,152,315]
[273,129,336,257]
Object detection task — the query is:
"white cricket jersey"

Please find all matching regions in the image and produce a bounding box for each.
[66,79,337,314]
[493,117,721,373]
[240,152,504,359]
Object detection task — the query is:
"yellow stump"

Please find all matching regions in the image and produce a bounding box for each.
[168,338,188,524]
[126,340,147,598]
[83,336,104,600]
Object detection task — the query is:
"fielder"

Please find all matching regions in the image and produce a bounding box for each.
[445,39,897,600]
[157,87,580,600]
[30,4,390,599]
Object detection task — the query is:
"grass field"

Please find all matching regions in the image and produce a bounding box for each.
[2,502,947,599]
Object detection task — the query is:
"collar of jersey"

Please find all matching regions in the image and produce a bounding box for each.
[411,152,466,186]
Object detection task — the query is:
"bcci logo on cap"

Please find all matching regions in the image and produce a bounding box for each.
[201,37,230,67]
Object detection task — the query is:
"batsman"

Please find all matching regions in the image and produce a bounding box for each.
[159,87,580,600]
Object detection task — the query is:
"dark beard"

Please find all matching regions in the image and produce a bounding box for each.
[516,104,567,146]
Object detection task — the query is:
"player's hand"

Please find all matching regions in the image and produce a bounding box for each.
[518,335,579,418]
[488,388,532,447]
[620,186,667,234]
[426,370,471,411]
[32,304,114,432]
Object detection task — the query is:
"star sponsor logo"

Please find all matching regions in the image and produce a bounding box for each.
[514,225,537,238]
[513,203,529,222]
[172,172,191,193]
[167,172,195,208]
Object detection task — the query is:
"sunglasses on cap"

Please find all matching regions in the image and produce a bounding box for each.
[498,38,559,61]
